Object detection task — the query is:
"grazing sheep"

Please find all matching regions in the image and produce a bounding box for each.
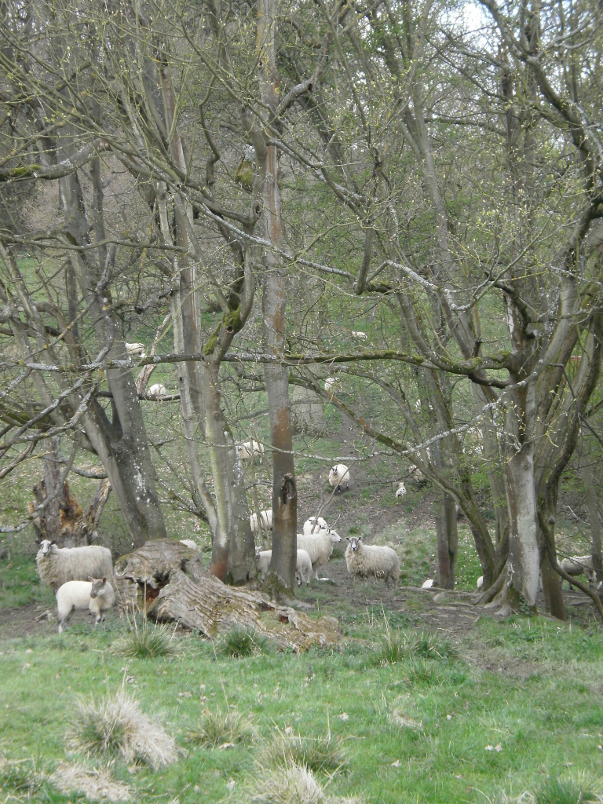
[560,555,597,585]
[345,536,400,588]
[179,539,199,551]
[328,464,350,492]
[421,578,434,589]
[125,342,146,358]
[254,549,313,586]
[236,440,265,462]
[36,540,113,593]
[148,383,167,398]
[250,509,273,534]
[352,331,368,341]
[395,482,407,498]
[297,526,342,580]
[56,577,115,633]
[303,516,328,535]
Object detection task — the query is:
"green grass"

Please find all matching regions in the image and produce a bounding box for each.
[0,611,602,803]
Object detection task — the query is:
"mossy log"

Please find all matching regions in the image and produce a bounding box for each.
[114,539,339,651]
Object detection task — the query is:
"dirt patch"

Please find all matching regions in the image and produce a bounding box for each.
[0,601,120,640]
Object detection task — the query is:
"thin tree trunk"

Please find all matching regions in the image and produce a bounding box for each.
[581,459,603,583]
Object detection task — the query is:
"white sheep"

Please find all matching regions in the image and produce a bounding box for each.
[125,342,146,358]
[328,463,350,492]
[352,331,368,341]
[148,383,167,398]
[236,440,265,462]
[56,577,115,633]
[395,482,407,498]
[254,549,313,586]
[36,540,113,593]
[477,575,484,589]
[302,516,328,535]
[324,377,337,392]
[180,539,199,551]
[297,526,342,580]
[345,536,400,588]
[250,509,273,534]
[560,555,597,585]
[421,578,434,589]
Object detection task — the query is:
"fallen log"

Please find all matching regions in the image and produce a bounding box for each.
[114,539,340,651]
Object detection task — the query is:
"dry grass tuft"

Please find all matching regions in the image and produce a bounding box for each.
[256,727,347,775]
[233,761,364,804]
[66,690,178,769]
[186,707,256,748]
[50,761,132,802]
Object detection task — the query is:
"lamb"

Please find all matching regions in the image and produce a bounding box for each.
[56,577,115,633]
[352,331,368,341]
[297,526,342,579]
[345,536,400,588]
[560,555,597,585]
[250,509,273,534]
[254,549,313,586]
[328,464,351,492]
[36,540,113,593]
[395,482,407,498]
[236,440,265,462]
[125,342,146,358]
[421,578,434,589]
[148,383,167,398]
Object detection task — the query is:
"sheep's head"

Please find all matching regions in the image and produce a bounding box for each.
[327,528,342,543]
[89,577,107,598]
[255,551,261,562]
[36,539,55,555]
[346,536,362,552]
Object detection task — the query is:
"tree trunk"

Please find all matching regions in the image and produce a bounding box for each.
[436,492,457,589]
[257,0,297,591]
[581,459,603,584]
[504,442,540,607]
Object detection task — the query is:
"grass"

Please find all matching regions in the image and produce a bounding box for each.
[216,625,272,658]
[112,616,177,659]
[256,727,347,775]
[187,707,256,747]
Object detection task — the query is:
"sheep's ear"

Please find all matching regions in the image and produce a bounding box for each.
[50,540,56,545]
[102,577,106,583]
[345,536,351,541]
[35,538,41,545]
[88,576,93,582]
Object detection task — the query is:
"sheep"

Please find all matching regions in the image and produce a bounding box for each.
[477,575,484,589]
[408,464,427,487]
[250,509,273,534]
[395,482,407,498]
[303,516,328,535]
[324,377,337,392]
[180,539,199,551]
[236,440,265,462]
[328,463,350,492]
[297,526,342,580]
[148,383,167,398]
[352,331,368,341]
[345,536,400,588]
[421,578,434,589]
[125,342,146,358]
[56,577,115,633]
[254,549,313,586]
[560,555,597,585]
[36,540,113,593]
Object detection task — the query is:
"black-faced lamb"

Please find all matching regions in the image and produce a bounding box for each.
[56,576,115,633]
[328,464,350,492]
[296,526,342,579]
[345,536,400,588]
[36,540,113,593]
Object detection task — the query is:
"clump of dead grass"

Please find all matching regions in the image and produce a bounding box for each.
[232,761,364,804]
[256,727,347,775]
[66,690,178,769]
[50,761,132,802]
[187,707,256,748]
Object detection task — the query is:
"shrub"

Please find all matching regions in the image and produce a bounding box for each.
[66,690,178,769]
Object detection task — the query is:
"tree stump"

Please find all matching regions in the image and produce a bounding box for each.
[114,540,340,651]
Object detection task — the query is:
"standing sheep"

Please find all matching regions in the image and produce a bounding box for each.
[328,464,351,492]
[254,549,313,586]
[345,536,400,588]
[236,440,265,462]
[297,527,342,579]
[303,516,328,535]
[250,509,273,534]
[395,482,407,498]
[148,383,167,398]
[560,555,597,585]
[36,540,113,593]
[56,577,115,633]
